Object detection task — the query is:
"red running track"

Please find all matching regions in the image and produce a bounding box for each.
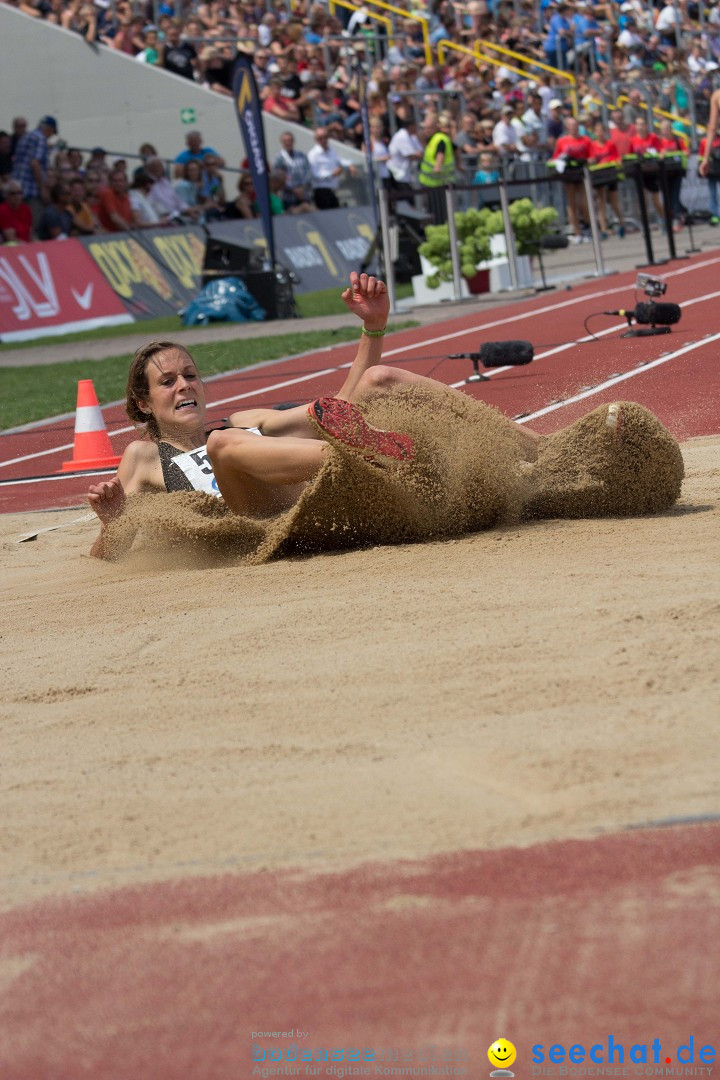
[1,823,718,1080]
[2,253,720,515]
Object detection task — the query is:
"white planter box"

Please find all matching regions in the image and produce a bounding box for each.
[412,250,533,305]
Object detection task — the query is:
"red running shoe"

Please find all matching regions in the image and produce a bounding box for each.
[308,397,415,463]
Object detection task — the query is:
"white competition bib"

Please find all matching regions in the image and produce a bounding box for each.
[171,429,262,497]
[171,444,221,497]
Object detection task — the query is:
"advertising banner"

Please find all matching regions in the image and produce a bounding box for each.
[207,207,376,293]
[232,53,276,268]
[0,239,132,342]
[80,227,206,318]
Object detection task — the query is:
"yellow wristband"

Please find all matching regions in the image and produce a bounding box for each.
[362,326,387,337]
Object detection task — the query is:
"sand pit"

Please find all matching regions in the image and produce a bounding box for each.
[2,429,718,914]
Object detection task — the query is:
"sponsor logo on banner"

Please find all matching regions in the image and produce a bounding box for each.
[0,239,131,342]
[205,207,376,293]
[82,229,204,318]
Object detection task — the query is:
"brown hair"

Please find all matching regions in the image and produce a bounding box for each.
[125,340,194,440]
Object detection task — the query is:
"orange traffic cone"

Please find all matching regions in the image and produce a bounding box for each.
[62,379,122,472]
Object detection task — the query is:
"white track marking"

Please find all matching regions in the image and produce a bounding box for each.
[3,261,720,471]
[515,330,720,423]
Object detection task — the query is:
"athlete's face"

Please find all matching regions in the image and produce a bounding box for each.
[140,349,207,436]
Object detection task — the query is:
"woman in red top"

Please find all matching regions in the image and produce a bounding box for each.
[628,116,664,221]
[590,119,625,239]
[550,117,594,243]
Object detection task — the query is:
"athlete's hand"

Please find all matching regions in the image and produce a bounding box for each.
[88,475,126,524]
[341,271,390,331]
[699,159,709,178]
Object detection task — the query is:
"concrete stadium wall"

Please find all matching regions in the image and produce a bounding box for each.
[0,5,364,168]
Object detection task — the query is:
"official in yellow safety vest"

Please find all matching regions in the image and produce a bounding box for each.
[419,112,456,223]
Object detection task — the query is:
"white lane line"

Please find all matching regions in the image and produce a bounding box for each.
[3,260,720,472]
[515,331,720,423]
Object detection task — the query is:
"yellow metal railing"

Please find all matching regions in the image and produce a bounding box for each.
[437,39,532,86]
[327,0,395,50]
[355,0,432,65]
[474,39,577,115]
[615,94,704,136]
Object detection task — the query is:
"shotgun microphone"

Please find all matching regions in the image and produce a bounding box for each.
[603,301,681,337]
[449,340,534,367]
[603,302,682,325]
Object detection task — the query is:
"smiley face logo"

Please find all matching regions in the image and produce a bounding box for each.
[488,1039,517,1070]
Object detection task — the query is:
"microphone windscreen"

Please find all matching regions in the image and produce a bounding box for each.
[480,340,534,367]
[635,301,682,325]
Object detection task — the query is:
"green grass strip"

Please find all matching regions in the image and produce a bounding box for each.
[0,322,417,431]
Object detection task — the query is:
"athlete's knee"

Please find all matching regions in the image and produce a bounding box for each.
[358,365,401,393]
[207,427,250,467]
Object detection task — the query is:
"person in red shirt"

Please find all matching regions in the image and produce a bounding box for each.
[550,117,594,242]
[628,116,664,221]
[608,108,635,159]
[590,119,625,239]
[0,181,33,242]
[97,168,134,232]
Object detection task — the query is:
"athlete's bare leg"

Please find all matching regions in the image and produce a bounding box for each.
[207,428,327,516]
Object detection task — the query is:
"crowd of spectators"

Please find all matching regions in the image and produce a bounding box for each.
[2,0,720,243]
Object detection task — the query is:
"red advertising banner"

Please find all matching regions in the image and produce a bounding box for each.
[0,239,133,342]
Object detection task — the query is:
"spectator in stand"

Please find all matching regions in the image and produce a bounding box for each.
[161,20,197,80]
[629,115,664,223]
[546,98,566,153]
[419,112,456,225]
[263,76,302,122]
[198,155,226,221]
[272,131,313,211]
[0,132,13,181]
[522,93,549,155]
[61,0,97,42]
[608,108,635,158]
[144,156,199,222]
[175,131,225,172]
[252,50,273,91]
[36,182,73,240]
[97,167,134,232]
[199,45,235,96]
[0,182,33,243]
[67,176,98,234]
[11,115,57,220]
[10,118,28,158]
[387,118,423,194]
[454,112,482,175]
[307,126,345,209]
[87,147,109,179]
[66,147,84,176]
[173,160,205,218]
[366,117,391,188]
[590,118,625,238]
[492,104,519,158]
[224,173,257,219]
[551,116,594,242]
[135,25,161,64]
[129,168,166,227]
[544,2,572,70]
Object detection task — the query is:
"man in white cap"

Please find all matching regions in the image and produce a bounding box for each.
[492,104,519,157]
[546,98,566,153]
